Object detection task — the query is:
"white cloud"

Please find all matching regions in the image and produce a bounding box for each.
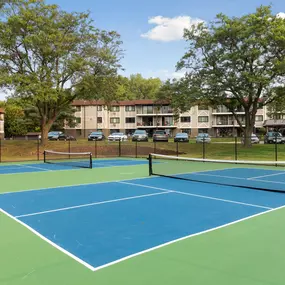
[141,15,204,42]
[277,12,285,19]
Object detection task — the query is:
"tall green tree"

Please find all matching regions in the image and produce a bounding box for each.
[0,0,123,144]
[172,6,285,146]
[0,100,28,137]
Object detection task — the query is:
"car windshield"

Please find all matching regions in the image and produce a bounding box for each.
[49,132,59,135]
[154,131,166,135]
[134,130,146,135]
[91,132,102,135]
[269,132,282,137]
[176,133,187,137]
[197,133,208,137]
[112,133,123,136]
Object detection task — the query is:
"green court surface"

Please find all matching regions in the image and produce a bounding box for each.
[1,159,285,285]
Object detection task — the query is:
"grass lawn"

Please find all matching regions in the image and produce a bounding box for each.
[0,138,284,163]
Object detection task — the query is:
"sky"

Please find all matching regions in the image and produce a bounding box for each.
[0,0,284,100]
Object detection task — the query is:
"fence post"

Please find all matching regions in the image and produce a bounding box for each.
[202,138,205,159]
[37,139,40,161]
[234,136,238,161]
[154,141,156,154]
[68,139,71,158]
[94,140,97,158]
[0,138,1,163]
[275,136,278,165]
[135,141,138,158]
[176,142,179,157]
[119,139,121,157]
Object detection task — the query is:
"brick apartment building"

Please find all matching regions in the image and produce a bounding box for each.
[64,100,268,138]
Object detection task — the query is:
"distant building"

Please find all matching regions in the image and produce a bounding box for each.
[64,99,268,138]
[0,108,4,139]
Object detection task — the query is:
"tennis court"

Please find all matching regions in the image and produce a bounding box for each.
[1,153,285,285]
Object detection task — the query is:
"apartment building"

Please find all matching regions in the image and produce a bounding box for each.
[0,108,4,139]
[65,99,268,138]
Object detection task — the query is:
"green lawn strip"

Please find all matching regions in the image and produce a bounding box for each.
[1,139,285,162]
[1,203,285,285]
[0,165,149,193]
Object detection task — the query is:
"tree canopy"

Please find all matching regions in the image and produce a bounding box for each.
[163,6,285,145]
[0,0,123,143]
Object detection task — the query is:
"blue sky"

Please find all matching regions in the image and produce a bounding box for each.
[0,0,284,100]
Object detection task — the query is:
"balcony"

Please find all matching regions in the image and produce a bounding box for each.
[136,106,174,115]
[212,106,245,114]
[0,120,3,133]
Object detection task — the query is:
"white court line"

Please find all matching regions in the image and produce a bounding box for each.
[250,178,285,185]
[0,208,96,271]
[118,181,272,210]
[93,204,285,271]
[16,164,51,171]
[248,172,285,180]
[15,191,171,218]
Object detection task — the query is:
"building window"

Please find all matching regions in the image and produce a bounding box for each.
[75,117,81,124]
[180,116,191,123]
[125,117,135,123]
[110,117,120,124]
[75,106,81,112]
[255,115,263,122]
[97,117,102,123]
[125,106,135,112]
[198,105,208,110]
[111,106,120,112]
[97,105,102,111]
[198,116,209,123]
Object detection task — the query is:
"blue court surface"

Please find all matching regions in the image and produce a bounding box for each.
[1,167,285,271]
[0,159,149,175]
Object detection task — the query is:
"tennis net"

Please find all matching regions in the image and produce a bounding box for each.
[149,153,285,193]
[44,150,92,169]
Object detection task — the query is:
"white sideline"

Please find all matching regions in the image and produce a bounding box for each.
[248,172,285,180]
[16,164,51,171]
[92,204,285,271]
[15,191,171,218]
[118,181,272,210]
[0,208,97,271]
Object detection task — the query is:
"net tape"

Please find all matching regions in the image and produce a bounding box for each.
[44,150,92,156]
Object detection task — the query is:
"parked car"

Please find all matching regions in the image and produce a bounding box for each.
[88,131,105,141]
[48,131,63,141]
[264,132,284,144]
[174,133,189,142]
[132,130,148,142]
[153,130,168,142]
[241,134,260,144]
[196,133,211,143]
[108,132,128,142]
[57,134,76,141]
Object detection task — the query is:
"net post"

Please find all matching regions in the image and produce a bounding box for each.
[89,152,93,169]
[43,150,46,163]
[148,153,153,176]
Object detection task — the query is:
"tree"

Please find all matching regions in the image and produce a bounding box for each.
[266,87,285,121]
[0,0,123,144]
[173,6,285,146]
[0,100,28,137]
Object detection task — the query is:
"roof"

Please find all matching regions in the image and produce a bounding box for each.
[263,119,285,126]
[0,108,5,113]
[72,99,169,106]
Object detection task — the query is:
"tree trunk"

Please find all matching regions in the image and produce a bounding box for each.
[40,119,55,146]
[243,110,254,147]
